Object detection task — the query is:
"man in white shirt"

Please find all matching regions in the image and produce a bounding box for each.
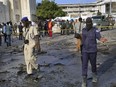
[21,17,40,77]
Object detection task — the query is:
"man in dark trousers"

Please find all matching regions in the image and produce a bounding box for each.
[18,22,23,40]
[0,24,2,46]
[81,17,107,87]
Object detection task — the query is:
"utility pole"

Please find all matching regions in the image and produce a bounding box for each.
[110,0,112,15]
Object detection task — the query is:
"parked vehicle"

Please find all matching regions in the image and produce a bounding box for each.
[92,15,115,31]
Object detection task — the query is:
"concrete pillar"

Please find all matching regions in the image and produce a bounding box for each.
[0,0,10,22]
[20,0,31,20]
[0,2,5,23]
[20,0,36,21]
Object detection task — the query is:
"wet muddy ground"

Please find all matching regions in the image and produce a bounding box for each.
[0,29,116,87]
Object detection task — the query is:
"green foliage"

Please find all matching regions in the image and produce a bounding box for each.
[36,0,66,19]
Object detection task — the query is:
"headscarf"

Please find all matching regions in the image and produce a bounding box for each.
[21,17,29,21]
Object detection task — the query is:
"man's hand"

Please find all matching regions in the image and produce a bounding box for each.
[100,37,107,43]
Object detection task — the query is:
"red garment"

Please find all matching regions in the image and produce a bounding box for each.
[48,29,52,37]
[48,21,52,37]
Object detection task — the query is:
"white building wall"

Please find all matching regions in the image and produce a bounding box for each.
[0,0,36,23]
[0,2,5,23]
[103,0,116,3]
[59,0,116,18]
[29,0,36,21]
[20,0,32,21]
[100,4,106,14]
[13,0,21,23]
[0,0,10,23]
[9,0,15,23]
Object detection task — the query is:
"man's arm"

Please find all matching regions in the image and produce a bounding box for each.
[99,37,107,43]
[95,28,107,43]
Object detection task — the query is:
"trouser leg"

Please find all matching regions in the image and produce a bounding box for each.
[89,52,98,82]
[8,35,11,46]
[67,29,69,35]
[81,53,88,87]
[63,29,65,34]
[30,57,38,69]
[26,59,38,74]
[24,46,38,74]
[21,34,23,40]
[4,34,7,43]
[89,52,97,73]
[19,34,21,40]
[61,29,63,35]
[82,52,89,76]
[27,62,33,74]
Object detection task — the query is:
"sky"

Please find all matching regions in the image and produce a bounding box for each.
[36,0,96,4]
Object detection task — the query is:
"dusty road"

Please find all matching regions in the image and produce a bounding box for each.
[0,29,116,87]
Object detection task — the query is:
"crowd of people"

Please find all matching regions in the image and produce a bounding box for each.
[0,16,108,87]
[0,21,24,46]
[0,21,14,46]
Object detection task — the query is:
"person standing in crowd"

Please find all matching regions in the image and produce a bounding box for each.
[69,20,74,34]
[18,22,23,40]
[48,19,53,37]
[6,22,12,46]
[13,23,18,36]
[2,23,7,43]
[74,18,84,52]
[38,18,45,38]
[32,20,41,53]
[0,24,2,46]
[60,20,66,35]
[21,17,39,77]
[81,17,107,87]
[65,20,70,35]
[44,20,48,36]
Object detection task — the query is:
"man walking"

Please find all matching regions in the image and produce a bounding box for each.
[6,22,12,46]
[18,22,23,40]
[2,23,7,43]
[81,17,107,87]
[74,18,84,52]
[21,17,39,77]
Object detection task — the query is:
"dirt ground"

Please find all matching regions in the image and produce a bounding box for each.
[0,29,116,87]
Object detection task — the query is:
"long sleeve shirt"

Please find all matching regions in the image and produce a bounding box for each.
[82,27,101,53]
[74,22,85,34]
